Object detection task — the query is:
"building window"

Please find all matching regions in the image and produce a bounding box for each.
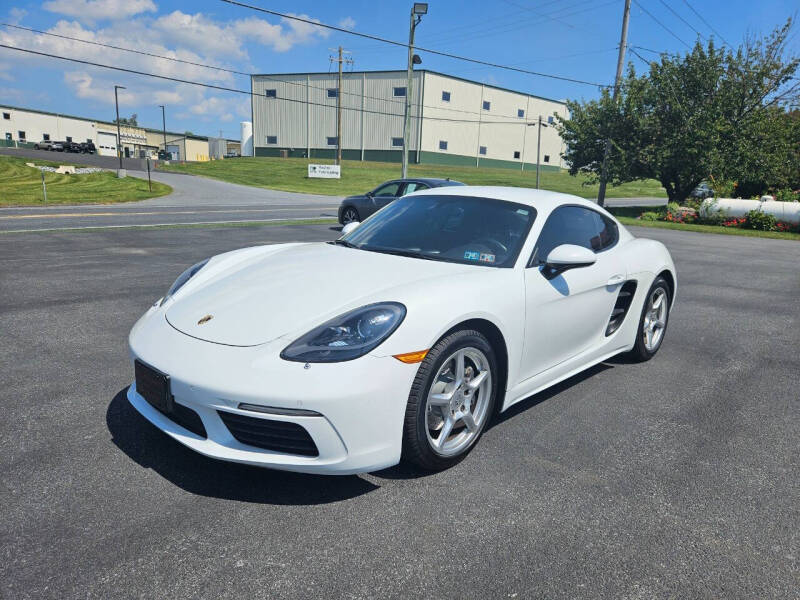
[391,137,404,147]
[544,155,550,163]
[482,101,491,111]
[327,136,338,146]
[42,133,50,141]
[479,146,487,155]
[327,88,338,98]
[441,91,451,102]
[2,112,9,120]
[518,109,525,118]
[264,89,277,98]
[266,135,277,144]
[547,115,555,124]
[513,151,521,159]
[393,87,406,97]
[18,131,25,140]
[439,140,448,151]
[86,139,92,143]
[66,136,72,143]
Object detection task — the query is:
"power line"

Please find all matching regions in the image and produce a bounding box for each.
[632,0,690,48]
[656,0,705,41]
[1,22,251,76]
[680,0,731,47]
[0,43,560,126]
[218,0,611,88]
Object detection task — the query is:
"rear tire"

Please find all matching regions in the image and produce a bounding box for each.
[341,206,360,225]
[402,329,498,471]
[627,276,670,362]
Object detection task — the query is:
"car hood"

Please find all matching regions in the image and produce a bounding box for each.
[165,242,472,347]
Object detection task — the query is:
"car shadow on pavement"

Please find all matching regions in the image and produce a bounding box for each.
[106,388,379,505]
[489,362,613,428]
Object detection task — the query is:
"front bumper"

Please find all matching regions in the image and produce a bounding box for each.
[127,305,418,474]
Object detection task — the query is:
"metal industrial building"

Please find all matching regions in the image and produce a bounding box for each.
[251,69,568,170]
[1,104,213,161]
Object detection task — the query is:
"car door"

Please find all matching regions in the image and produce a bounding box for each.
[370,181,404,212]
[520,205,626,380]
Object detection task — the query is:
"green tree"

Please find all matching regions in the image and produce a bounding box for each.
[557,20,799,203]
[115,113,138,126]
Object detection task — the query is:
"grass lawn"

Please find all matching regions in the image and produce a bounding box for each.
[0,156,172,206]
[608,207,800,241]
[159,156,666,199]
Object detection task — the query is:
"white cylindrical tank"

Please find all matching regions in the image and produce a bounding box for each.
[240,121,253,157]
[701,198,800,224]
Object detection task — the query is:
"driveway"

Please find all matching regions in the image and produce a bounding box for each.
[1,223,797,599]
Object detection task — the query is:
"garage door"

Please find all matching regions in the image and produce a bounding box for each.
[97,132,117,157]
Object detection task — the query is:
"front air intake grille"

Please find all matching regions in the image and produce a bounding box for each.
[606,280,638,336]
[168,402,208,438]
[218,411,319,457]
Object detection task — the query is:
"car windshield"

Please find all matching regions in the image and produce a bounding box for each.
[337,194,536,268]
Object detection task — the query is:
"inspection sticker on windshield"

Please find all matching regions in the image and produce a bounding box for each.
[479,253,496,263]
[464,251,480,261]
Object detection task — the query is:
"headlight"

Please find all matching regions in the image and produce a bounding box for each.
[281,302,406,363]
[160,259,209,306]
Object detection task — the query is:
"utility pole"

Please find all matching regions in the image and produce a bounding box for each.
[526,116,548,189]
[329,47,353,165]
[159,104,167,158]
[114,85,126,171]
[536,116,544,190]
[596,0,631,207]
[402,3,428,178]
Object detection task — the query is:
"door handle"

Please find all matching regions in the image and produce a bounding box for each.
[607,274,625,286]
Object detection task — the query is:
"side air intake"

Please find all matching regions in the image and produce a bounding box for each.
[606,280,637,336]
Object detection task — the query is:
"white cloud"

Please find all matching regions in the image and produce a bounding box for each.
[152,10,330,56]
[43,0,157,22]
[8,7,28,24]
[338,17,356,30]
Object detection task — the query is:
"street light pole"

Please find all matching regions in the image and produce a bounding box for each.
[159,104,167,158]
[114,85,125,170]
[402,3,427,179]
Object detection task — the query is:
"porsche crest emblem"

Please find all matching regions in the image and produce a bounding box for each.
[197,314,214,325]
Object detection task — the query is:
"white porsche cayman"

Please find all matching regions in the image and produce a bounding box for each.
[128,186,676,474]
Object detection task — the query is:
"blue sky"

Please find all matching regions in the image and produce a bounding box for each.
[1,0,797,138]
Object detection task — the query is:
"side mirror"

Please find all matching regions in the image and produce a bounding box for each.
[365,191,374,198]
[543,244,596,278]
[341,221,360,235]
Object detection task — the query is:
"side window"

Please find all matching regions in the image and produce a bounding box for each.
[374,182,402,197]
[529,206,617,266]
[403,182,429,195]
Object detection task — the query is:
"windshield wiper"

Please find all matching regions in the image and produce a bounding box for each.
[329,239,359,248]
[361,246,444,261]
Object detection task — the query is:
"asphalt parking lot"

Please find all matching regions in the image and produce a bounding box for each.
[1,223,798,599]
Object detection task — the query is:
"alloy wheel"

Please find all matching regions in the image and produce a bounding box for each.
[642,287,668,352]
[425,347,492,457]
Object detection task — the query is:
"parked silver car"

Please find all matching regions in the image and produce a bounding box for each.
[34,140,64,151]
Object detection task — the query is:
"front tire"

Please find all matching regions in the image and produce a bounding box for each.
[402,329,498,471]
[341,206,360,225]
[628,276,670,362]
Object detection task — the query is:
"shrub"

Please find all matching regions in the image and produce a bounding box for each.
[773,188,799,202]
[745,210,777,231]
[640,211,661,221]
[708,175,737,198]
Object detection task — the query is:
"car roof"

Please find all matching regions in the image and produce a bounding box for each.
[380,178,464,186]
[409,185,602,213]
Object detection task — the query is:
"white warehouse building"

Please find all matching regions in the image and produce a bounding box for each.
[250,69,568,170]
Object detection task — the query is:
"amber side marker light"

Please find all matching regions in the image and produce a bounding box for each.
[393,350,428,364]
